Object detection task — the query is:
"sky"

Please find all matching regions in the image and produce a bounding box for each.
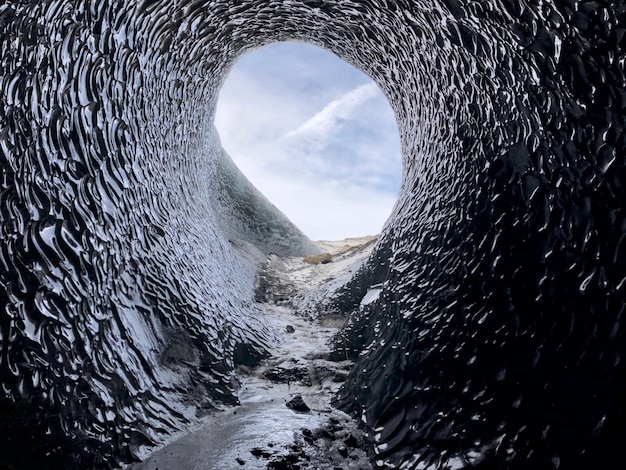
[214,41,402,241]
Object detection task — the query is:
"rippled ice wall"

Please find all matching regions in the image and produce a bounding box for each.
[1,1,625,468]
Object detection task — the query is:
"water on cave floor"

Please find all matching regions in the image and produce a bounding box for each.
[131,239,376,469]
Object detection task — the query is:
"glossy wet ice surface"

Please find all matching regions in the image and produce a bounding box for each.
[2,1,625,468]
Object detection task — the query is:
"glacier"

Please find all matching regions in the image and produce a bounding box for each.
[1,1,625,468]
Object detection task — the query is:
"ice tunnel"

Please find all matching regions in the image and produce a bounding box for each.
[1,1,625,468]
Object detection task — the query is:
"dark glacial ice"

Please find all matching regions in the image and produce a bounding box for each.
[1,1,625,468]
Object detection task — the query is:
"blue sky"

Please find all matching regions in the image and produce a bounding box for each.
[214,41,402,241]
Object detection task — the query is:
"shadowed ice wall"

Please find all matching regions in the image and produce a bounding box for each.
[1,1,625,468]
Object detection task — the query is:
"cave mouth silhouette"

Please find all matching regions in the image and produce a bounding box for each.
[214,41,403,241]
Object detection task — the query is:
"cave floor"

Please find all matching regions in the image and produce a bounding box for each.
[131,237,376,470]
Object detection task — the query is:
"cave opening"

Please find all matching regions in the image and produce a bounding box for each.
[214,41,402,242]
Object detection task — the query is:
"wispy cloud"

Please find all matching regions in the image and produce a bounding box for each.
[283,83,379,140]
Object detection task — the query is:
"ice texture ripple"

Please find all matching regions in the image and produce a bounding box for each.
[1,1,625,469]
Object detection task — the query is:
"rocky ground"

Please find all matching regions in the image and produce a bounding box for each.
[130,237,377,470]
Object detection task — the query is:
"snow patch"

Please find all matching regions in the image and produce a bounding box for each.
[360,286,382,308]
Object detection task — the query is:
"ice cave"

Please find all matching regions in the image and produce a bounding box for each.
[1,1,625,469]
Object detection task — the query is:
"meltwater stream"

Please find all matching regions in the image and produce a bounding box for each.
[1,1,625,469]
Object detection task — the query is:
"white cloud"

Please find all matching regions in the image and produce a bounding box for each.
[214,42,402,241]
[243,169,397,240]
[283,83,379,140]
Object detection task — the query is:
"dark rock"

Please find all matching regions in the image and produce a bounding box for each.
[267,452,302,469]
[233,341,268,367]
[286,395,310,413]
[332,371,347,383]
[285,325,295,333]
[315,428,334,440]
[344,434,359,448]
[264,366,310,385]
[250,447,272,459]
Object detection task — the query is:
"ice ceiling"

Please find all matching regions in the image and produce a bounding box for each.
[1,1,625,468]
